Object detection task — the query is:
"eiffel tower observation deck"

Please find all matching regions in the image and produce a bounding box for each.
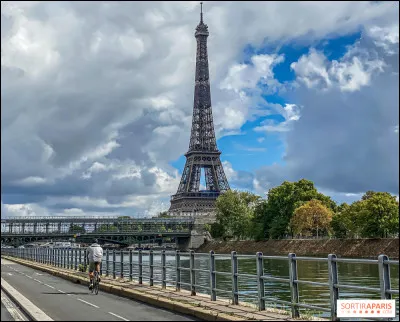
[169,3,230,217]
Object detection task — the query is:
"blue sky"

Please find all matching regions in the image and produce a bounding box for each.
[171,30,367,190]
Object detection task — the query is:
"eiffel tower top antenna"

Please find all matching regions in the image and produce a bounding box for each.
[200,2,203,23]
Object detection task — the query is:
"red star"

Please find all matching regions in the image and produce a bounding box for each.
[371,311,374,314]
[353,310,356,313]
[365,311,369,313]
[377,311,381,314]
[359,311,363,314]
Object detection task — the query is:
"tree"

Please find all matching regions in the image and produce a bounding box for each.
[96,224,118,232]
[156,211,171,218]
[358,192,399,238]
[263,179,337,239]
[290,200,333,238]
[212,190,261,240]
[69,224,85,234]
[331,192,399,239]
[331,203,352,238]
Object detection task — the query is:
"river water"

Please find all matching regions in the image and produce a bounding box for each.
[98,251,399,320]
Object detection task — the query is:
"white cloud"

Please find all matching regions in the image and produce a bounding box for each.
[367,24,399,55]
[257,137,265,143]
[291,47,386,92]
[254,104,301,133]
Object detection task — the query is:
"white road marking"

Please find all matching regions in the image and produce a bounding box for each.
[7,273,13,276]
[57,289,66,294]
[1,278,53,321]
[33,278,43,284]
[1,290,28,321]
[77,298,99,308]
[108,312,130,321]
[43,283,55,289]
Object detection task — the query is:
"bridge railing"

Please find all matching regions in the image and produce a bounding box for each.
[1,248,398,321]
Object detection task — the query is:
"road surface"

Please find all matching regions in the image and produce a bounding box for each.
[1,258,197,321]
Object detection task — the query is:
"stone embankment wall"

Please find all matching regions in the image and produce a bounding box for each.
[197,238,399,259]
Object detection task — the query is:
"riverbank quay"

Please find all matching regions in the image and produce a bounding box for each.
[198,239,399,259]
[1,256,302,322]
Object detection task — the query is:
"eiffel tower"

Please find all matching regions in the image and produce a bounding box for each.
[169,3,230,216]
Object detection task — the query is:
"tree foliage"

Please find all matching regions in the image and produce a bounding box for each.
[69,224,85,233]
[290,199,333,237]
[211,190,261,240]
[262,179,337,239]
[331,192,399,238]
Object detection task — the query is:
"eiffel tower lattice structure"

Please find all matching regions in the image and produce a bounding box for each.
[169,3,230,216]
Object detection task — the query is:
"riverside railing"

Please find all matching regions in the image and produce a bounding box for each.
[1,248,398,321]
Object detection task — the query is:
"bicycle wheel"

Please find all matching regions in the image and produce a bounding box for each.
[94,273,99,295]
[90,277,94,293]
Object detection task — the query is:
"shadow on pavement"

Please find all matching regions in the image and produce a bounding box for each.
[41,292,90,295]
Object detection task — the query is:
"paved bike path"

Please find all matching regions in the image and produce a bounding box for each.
[1,258,196,321]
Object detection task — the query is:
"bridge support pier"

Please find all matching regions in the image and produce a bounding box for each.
[175,230,205,251]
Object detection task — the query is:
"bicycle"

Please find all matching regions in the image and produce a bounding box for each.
[91,270,100,295]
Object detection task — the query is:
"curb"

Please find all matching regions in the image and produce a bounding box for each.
[1,278,53,321]
[2,256,244,321]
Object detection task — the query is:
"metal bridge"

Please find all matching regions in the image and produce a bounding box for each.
[1,216,194,247]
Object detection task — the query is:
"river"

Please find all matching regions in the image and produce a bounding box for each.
[99,251,399,320]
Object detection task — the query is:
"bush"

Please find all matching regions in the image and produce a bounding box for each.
[78,264,87,272]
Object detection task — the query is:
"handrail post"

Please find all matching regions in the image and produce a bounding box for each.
[209,250,216,301]
[112,249,116,279]
[139,250,143,284]
[378,255,392,299]
[149,250,154,286]
[176,250,181,291]
[190,250,196,296]
[74,249,78,270]
[129,250,133,281]
[288,253,300,318]
[161,250,166,289]
[105,249,109,276]
[231,251,239,305]
[256,252,265,310]
[120,250,124,279]
[84,249,87,268]
[328,254,339,321]
[67,249,70,269]
[79,248,82,267]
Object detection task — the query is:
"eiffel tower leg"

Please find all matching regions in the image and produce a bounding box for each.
[204,167,217,191]
[177,160,191,193]
[213,159,230,191]
[188,164,201,192]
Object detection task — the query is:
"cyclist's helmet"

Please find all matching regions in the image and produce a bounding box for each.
[93,238,99,244]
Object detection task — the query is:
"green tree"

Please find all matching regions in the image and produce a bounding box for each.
[290,199,333,238]
[331,192,399,238]
[358,192,399,238]
[212,190,261,240]
[69,224,85,234]
[263,179,337,239]
[96,224,118,232]
[156,211,170,218]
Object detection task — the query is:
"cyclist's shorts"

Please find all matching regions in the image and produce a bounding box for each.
[88,261,101,273]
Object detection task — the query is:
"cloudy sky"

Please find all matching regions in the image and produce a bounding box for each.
[1,1,398,218]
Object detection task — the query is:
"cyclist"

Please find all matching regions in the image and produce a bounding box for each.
[87,239,103,290]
